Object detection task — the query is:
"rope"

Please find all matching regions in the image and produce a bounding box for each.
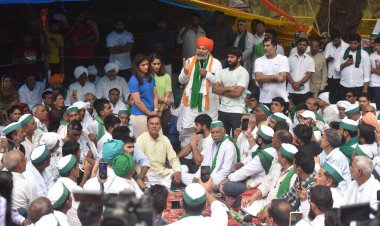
[328,0,332,35]
[306,0,320,35]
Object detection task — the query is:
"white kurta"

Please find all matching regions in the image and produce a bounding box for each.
[184,133,213,160]
[167,200,228,226]
[104,176,144,198]
[54,210,70,226]
[11,172,39,209]
[96,131,112,160]
[22,161,54,197]
[96,76,130,102]
[35,117,48,133]
[55,177,82,225]
[243,165,297,216]
[343,175,380,210]
[22,129,43,161]
[236,127,258,165]
[178,56,222,129]
[181,137,238,189]
[65,81,96,106]
[111,99,127,115]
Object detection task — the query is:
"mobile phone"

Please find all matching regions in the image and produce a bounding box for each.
[72,89,77,98]
[377,190,380,201]
[200,166,211,183]
[348,55,353,60]
[99,162,107,179]
[241,118,249,131]
[289,211,303,226]
[73,189,103,203]
[171,200,181,209]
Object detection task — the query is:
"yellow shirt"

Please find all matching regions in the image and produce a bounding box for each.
[136,132,181,176]
[42,31,64,64]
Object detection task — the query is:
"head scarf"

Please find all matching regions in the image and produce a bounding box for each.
[39,132,59,150]
[112,153,135,177]
[196,37,214,52]
[104,62,120,74]
[74,66,88,79]
[102,139,124,163]
[50,73,64,85]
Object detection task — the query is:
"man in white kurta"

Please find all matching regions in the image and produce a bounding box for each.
[19,114,43,161]
[22,145,54,197]
[181,121,238,189]
[343,156,380,210]
[65,66,96,106]
[242,143,298,216]
[96,62,130,102]
[178,36,222,147]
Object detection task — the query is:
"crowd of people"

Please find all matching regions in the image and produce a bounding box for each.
[0,9,380,226]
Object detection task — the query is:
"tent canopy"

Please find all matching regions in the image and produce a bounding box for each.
[0,0,89,4]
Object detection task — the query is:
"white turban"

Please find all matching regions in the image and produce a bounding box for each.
[87,65,98,75]
[104,62,119,74]
[39,132,59,150]
[74,66,88,79]
[73,101,90,110]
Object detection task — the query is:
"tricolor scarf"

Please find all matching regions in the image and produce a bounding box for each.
[95,116,105,140]
[255,42,265,57]
[210,135,241,173]
[251,143,274,174]
[343,48,361,68]
[182,56,213,112]
[276,168,295,198]
[339,136,359,164]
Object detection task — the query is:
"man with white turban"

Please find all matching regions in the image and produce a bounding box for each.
[96,62,130,102]
[87,65,99,84]
[65,66,96,106]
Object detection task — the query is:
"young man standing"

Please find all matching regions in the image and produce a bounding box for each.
[213,47,249,135]
[369,37,380,109]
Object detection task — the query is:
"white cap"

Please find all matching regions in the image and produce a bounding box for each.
[345,104,360,115]
[337,100,350,109]
[47,182,70,209]
[39,132,59,151]
[318,92,330,104]
[258,125,274,141]
[104,62,120,74]
[18,114,33,126]
[183,183,206,206]
[280,143,298,159]
[30,145,49,165]
[72,101,90,110]
[57,154,77,175]
[301,110,316,121]
[87,65,98,75]
[74,66,88,79]
[83,177,104,192]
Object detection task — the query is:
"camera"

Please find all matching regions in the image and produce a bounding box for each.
[102,191,156,226]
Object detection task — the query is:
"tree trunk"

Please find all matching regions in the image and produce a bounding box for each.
[316,0,366,39]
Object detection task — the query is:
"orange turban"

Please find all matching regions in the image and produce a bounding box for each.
[362,112,379,129]
[196,37,214,52]
[50,73,64,85]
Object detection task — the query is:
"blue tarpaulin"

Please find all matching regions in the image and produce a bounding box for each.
[0,0,89,4]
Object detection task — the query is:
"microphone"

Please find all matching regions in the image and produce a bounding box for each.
[199,59,205,68]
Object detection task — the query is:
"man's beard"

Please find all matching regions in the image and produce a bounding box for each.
[227,61,238,70]
[308,209,316,220]
[197,53,209,61]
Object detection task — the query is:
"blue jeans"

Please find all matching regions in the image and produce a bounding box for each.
[222,181,247,197]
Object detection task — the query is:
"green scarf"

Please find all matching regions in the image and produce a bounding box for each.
[290,105,296,123]
[339,136,359,164]
[343,47,361,68]
[210,135,241,173]
[95,116,105,140]
[60,120,68,126]
[314,112,325,123]
[377,113,380,120]
[254,42,265,57]
[276,168,295,198]
[190,57,209,112]
[251,144,274,174]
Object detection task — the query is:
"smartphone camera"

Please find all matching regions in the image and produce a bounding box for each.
[99,162,108,179]
[200,166,211,183]
[241,118,249,131]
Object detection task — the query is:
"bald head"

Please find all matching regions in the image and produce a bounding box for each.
[3,150,25,172]
[28,197,53,223]
[267,199,293,226]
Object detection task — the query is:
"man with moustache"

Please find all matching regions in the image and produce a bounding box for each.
[212,47,249,135]
[287,38,315,106]
[178,36,222,148]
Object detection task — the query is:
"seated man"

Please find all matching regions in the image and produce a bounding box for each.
[2,122,26,155]
[265,199,293,226]
[268,112,292,130]
[345,104,361,122]
[181,121,239,189]
[104,152,144,198]
[242,143,298,216]
[293,124,322,157]
[168,179,228,226]
[177,114,213,174]
[338,118,359,163]
[219,125,276,197]
[47,182,72,226]
[343,156,380,210]
[136,115,181,189]
[19,114,42,160]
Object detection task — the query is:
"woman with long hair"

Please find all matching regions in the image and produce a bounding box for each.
[128,54,158,137]
[148,53,172,137]
[49,93,66,132]
[0,75,19,111]
[6,105,23,123]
